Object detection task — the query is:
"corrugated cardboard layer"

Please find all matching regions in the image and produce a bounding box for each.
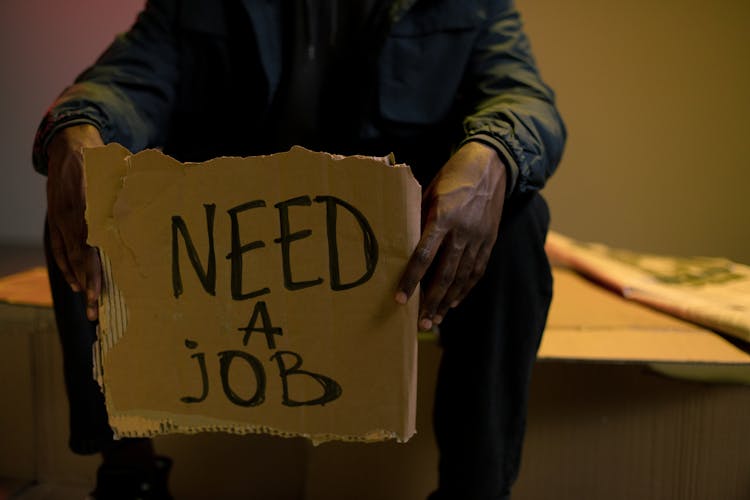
[84,144,421,443]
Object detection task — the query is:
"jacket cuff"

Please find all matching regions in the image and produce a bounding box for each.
[32,108,106,176]
[459,133,519,199]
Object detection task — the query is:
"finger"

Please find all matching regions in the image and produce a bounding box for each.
[451,241,494,308]
[84,247,102,321]
[60,217,89,292]
[395,221,446,304]
[49,224,81,291]
[419,236,466,330]
[66,243,88,294]
[433,242,481,324]
[420,184,435,228]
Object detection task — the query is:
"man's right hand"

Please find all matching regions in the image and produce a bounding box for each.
[46,124,104,321]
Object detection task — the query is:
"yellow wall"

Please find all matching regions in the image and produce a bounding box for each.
[518,0,750,263]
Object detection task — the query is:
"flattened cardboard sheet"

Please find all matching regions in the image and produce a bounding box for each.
[546,231,750,342]
[84,144,420,443]
[541,267,750,365]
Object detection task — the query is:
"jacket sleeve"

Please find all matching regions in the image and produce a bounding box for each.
[460,0,566,197]
[32,0,180,175]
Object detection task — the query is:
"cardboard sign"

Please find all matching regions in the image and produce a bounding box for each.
[84,144,420,443]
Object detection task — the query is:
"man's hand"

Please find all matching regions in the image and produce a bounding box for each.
[46,124,104,321]
[395,141,507,330]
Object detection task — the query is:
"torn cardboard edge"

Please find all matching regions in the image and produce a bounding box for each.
[106,413,404,446]
[86,144,420,444]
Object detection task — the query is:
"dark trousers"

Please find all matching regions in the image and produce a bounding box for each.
[45,191,552,499]
[45,224,114,455]
[431,191,552,499]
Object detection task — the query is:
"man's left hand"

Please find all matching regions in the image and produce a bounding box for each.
[395,141,507,330]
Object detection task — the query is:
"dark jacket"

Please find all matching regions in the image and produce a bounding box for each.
[33,0,565,195]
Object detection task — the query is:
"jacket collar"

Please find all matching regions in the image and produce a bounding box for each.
[239,0,283,105]
[239,0,421,104]
[389,0,420,23]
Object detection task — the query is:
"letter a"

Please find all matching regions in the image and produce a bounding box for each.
[238,301,283,349]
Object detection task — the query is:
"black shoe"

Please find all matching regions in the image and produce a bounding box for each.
[90,456,173,500]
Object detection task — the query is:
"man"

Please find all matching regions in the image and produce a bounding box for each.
[34,0,565,498]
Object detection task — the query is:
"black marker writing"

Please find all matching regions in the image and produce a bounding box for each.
[172,204,217,298]
[271,350,342,407]
[274,196,324,291]
[226,200,271,300]
[238,300,283,349]
[172,194,378,298]
[181,339,208,404]
[314,195,378,290]
[218,350,266,407]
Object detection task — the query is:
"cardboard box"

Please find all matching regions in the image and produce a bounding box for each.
[1,264,749,498]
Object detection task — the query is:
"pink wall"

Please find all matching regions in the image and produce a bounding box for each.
[0,0,144,244]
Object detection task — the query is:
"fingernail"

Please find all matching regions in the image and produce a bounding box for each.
[450,300,459,308]
[395,291,408,304]
[433,314,443,325]
[419,318,432,331]
[71,283,80,292]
